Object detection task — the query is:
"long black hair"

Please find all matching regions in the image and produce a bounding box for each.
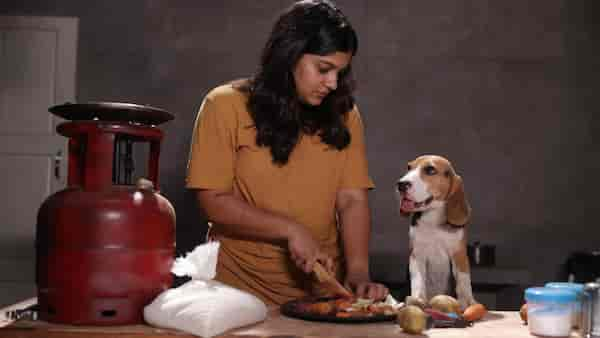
[240,0,359,165]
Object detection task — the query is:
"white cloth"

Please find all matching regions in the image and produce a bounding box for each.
[144,242,268,337]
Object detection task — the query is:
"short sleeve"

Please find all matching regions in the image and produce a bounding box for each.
[185,93,236,190]
[340,106,375,189]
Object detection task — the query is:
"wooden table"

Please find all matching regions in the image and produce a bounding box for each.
[0,299,581,338]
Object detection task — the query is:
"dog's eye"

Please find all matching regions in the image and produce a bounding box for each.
[424,165,437,175]
[407,165,412,171]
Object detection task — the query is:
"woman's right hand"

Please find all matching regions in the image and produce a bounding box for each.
[287,224,333,274]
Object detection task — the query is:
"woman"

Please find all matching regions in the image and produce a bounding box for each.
[186,0,388,305]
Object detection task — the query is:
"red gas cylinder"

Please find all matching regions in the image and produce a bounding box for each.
[36,102,176,325]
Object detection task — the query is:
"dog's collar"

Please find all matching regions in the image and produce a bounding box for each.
[445,222,466,229]
[410,212,422,226]
[410,212,466,229]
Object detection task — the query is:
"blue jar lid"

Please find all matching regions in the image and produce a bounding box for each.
[545,282,584,295]
[525,287,577,303]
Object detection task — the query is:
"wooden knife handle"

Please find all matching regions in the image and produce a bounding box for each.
[312,261,331,283]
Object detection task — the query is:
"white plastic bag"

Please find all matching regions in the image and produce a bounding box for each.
[144,242,268,337]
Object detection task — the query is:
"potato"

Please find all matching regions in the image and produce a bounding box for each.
[405,295,427,309]
[397,305,427,334]
[428,295,461,314]
[519,303,528,323]
[462,303,487,322]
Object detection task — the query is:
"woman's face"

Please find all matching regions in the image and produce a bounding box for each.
[292,51,352,106]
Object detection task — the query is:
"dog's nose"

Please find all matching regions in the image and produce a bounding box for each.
[397,181,411,192]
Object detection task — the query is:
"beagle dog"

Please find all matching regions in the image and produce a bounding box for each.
[396,155,476,308]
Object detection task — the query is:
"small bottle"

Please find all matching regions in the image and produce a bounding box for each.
[583,282,600,338]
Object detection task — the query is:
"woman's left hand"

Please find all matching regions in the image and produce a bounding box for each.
[344,274,389,301]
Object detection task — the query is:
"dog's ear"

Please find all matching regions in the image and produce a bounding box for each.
[446,174,471,226]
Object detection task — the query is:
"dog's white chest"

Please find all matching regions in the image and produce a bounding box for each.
[410,211,463,256]
[409,211,465,300]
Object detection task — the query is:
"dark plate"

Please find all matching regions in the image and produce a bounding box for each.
[49,102,174,125]
[280,297,397,324]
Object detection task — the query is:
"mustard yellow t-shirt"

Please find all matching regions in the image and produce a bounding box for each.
[186,83,374,305]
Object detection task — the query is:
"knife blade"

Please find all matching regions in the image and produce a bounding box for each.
[312,261,353,298]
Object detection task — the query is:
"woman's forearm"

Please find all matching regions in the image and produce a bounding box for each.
[196,189,333,273]
[195,189,298,244]
[336,189,372,277]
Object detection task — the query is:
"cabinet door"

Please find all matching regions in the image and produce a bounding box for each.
[0,16,77,307]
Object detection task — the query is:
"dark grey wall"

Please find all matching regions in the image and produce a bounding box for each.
[2,0,598,303]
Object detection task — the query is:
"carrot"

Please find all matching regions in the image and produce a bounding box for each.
[462,303,487,322]
[335,311,353,318]
[309,301,335,315]
[334,298,353,310]
[519,303,528,323]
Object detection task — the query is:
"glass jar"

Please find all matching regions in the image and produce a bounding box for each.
[583,282,600,338]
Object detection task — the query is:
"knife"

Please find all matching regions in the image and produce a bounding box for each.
[312,261,353,298]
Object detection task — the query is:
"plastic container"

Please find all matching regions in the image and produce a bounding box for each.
[545,282,585,328]
[525,287,577,337]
